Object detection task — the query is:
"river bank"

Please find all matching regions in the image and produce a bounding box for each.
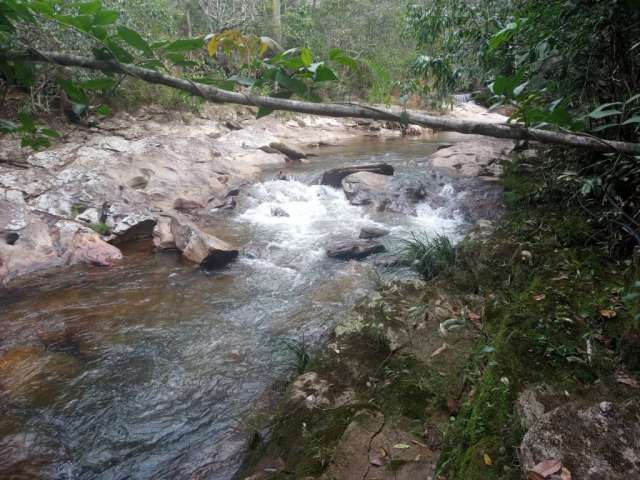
[238,147,640,480]
[0,102,519,480]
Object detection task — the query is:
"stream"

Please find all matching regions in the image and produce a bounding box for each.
[0,134,472,479]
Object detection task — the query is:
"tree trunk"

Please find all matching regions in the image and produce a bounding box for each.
[272,0,282,44]
[1,50,639,155]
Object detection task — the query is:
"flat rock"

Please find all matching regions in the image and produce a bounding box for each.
[320,163,394,188]
[152,217,176,250]
[430,138,514,177]
[520,398,640,479]
[326,240,386,260]
[268,142,307,161]
[359,227,390,239]
[170,217,239,269]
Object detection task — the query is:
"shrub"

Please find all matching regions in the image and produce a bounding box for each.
[401,232,457,280]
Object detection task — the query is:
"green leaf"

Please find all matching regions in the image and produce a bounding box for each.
[312,64,338,82]
[300,47,313,67]
[256,106,274,119]
[78,78,116,90]
[105,38,134,63]
[275,70,309,97]
[587,109,623,120]
[74,1,102,15]
[329,48,358,70]
[55,14,93,32]
[625,94,640,105]
[40,128,60,138]
[93,9,119,25]
[163,38,204,53]
[592,122,620,132]
[622,115,640,126]
[17,112,35,132]
[117,26,152,56]
[96,104,111,116]
[0,120,17,133]
[586,102,624,119]
[91,25,108,41]
[58,79,88,104]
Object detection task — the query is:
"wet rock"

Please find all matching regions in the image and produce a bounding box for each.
[520,398,640,480]
[75,207,101,225]
[225,120,243,131]
[342,172,424,215]
[359,227,390,240]
[170,217,239,269]
[0,207,122,285]
[270,207,290,218]
[342,172,393,206]
[405,124,426,136]
[327,240,386,260]
[320,163,394,188]
[105,205,157,244]
[430,138,514,177]
[152,217,176,250]
[173,197,205,212]
[268,142,307,161]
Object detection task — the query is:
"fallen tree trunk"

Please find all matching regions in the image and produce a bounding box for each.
[2,50,640,155]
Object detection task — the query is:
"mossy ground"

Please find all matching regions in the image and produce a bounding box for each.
[438,158,640,479]
[239,153,639,480]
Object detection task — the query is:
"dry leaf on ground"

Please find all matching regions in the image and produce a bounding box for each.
[534,294,546,301]
[527,458,562,479]
[431,343,449,358]
[599,309,617,319]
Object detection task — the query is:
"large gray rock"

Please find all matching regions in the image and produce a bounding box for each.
[520,397,640,479]
[430,138,514,177]
[342,172,393,206]
[326,240,386,260]
[341,172,428,216]
[320,163,394,188]
[170,217,238,269]
[359,226,390,239]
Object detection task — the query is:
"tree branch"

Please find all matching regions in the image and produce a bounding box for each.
[2,49,640,155]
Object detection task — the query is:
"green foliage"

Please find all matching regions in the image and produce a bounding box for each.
[401,232,457,280]
[274,336,310,374]
[0,112,59,150]
[90,222,110,235]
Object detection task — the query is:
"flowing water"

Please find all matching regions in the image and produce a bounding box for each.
[0,134,472,480]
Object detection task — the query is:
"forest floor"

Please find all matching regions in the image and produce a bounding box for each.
[238,148,640,480]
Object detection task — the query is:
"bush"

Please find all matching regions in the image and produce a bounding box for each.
[401,232,457,280]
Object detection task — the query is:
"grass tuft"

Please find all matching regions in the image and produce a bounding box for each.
[401,232,457,280]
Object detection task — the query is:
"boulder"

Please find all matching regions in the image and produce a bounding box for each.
[320,163,394,188]
[359,226,389,239]
[105,204,157,244]
[430,138,514,177]
[170,217,239,269]
[152,217,176,250]
[520,397,640,480]
[268,142,307,161]
[173,197,205,212]
[342,172,393,206]
[326,240,386,260]
[0,201,122,285]
[270,207,290,218]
